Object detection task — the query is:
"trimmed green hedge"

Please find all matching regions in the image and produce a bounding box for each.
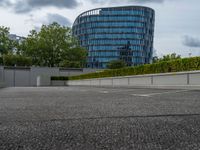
[51,76,69,81]
[69,57,200,80]
[3,54,32,67]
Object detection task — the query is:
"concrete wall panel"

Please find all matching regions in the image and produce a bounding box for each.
[189,73,200,85]
[0,66,3,82]
[129,76,152,85]
[91,80,100,86]
[51,81,65,86]
[4,69,14,87]
[100,79,113,86]
[0,67,5,88]
[153,74,187,85]
[113,78,129,86]
[0,83,4,88]
[68,81,73,86]
[30,67,59,86]
[15,69,30,87]
[82,80,90,86]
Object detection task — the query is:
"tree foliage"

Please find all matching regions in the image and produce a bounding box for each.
[153,53,181,63]
[0,26,14,55]
[59,47,87,68]
[19,22,87,67]
[107,60,127,69]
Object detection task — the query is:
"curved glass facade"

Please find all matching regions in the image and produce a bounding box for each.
[73,6,155,68]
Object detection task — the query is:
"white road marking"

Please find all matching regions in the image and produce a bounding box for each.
[131,94,151,97]
[100,91,109,94]
[131,90,190,97]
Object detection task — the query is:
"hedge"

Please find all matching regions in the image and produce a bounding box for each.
[3,54,32,67]
[51,76,69,81]
[68,57,200,80]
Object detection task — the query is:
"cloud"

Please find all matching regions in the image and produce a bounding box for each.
[0,0,11,6]
[31,13,72,32]
[0,0,79,13]
[0,0,177,13]
[89,0,165,4]
[183,36,200,48]
[133,0,165,3]
[45,14,72,26]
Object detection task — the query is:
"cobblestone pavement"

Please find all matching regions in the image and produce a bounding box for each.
[0,87,200,150]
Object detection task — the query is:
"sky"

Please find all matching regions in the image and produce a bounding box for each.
[0,0,200,57]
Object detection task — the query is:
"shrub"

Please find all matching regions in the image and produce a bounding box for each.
[0,56,3,65]
[51,76,69,81]
[3,54,32,66]
[107,60,127,69]
[59,60,82,68]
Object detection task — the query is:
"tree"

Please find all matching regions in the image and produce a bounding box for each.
[153,53,181,63]
[0,26,14,55]
[152,56,159,63]
[20,22,87,67]
[60,47,87,68]
[107,60,127,69]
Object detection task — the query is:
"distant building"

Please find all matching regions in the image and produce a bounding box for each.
[9,34,25,44]
[8,34,26,53]
[72,6,155,68]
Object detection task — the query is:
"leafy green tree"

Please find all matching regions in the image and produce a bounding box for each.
[107,60,127,69]
[19,30,43,66]
[20,22,86,67]
[0,26,14,55]
[152,56,159,63]
[60,46,87,68]
[153,53,181,63]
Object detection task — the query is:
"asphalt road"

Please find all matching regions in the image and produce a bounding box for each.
[0,86,200,150]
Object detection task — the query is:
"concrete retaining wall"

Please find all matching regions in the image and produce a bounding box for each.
[1,65,200,89]
[67,71,200,89]
[51,81,67,86]
[32,67,59,87]
[0,66,4,88]
[0,66,3,81]
[0,66,102,87]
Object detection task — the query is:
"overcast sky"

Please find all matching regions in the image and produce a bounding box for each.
[0,0,200,57]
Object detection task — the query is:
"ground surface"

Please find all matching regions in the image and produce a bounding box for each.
[0,86,200,150]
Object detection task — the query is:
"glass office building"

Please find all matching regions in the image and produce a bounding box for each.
[72,6,155,68]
